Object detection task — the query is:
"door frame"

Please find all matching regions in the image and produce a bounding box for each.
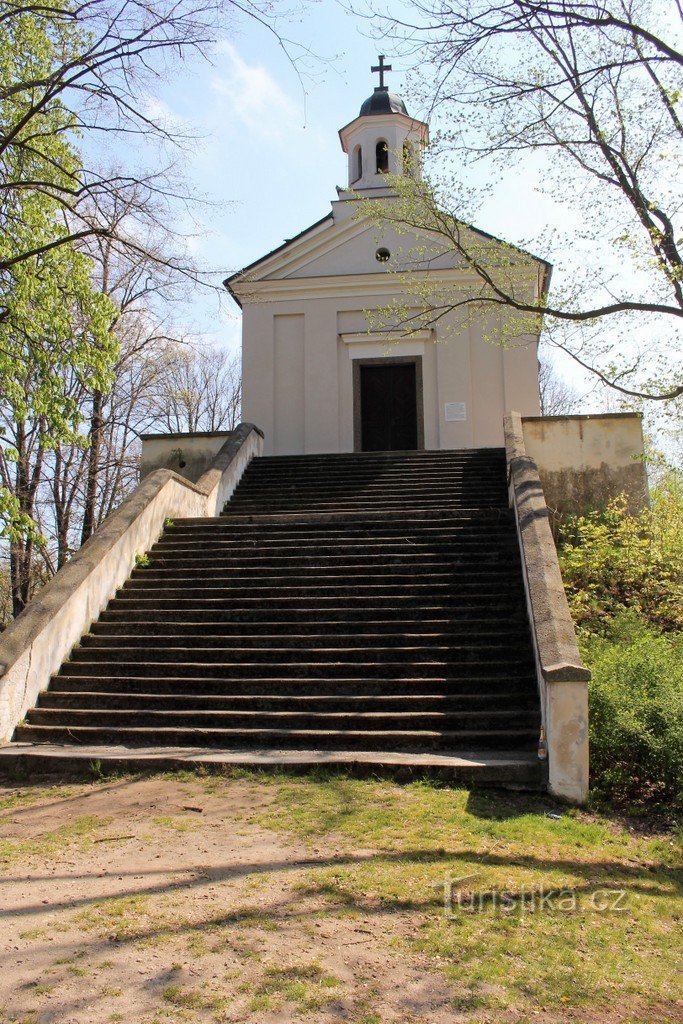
[352,356,425,453]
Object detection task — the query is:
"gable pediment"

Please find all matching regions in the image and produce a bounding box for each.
[225,202,550,305]
[227,209,471,292]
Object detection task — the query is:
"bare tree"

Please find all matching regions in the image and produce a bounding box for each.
[148,344,242,434]
[538,354,581,416]
[39,325,171,571]
[14,330,241,596]
[0,0,315,300]
[367,0,683,402]
[75,187,192,543]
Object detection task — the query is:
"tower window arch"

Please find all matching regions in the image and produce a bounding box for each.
[352,144,362,182]
[376,139,389,173]
[403,141,416,178]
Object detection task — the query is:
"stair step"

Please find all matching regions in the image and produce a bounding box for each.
[14,448,541,772]
[84,628,528,645]
[230,488,508,501]
[164,533,513,546]
[223,500,507,513]
[149,543,517,561]
[13,724,538,752]
[26,708,539,731]
[246,451,505,466]
[106,597,528,615]
[58,660,535,681]
[71,643,531,665]
[232,483,506,497]
[98,605,528,624]
[0,744,545,790]
[135,558,517,577]
[123,572,521,593]
[38,691,538,712]
[153,536,516,549]
[113,580,525,598]
[49,674,537,696]
[159,514,513,528]
[234,470,507,482]
[170,515,514,532]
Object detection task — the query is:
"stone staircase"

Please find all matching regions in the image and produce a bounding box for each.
[13,449,544,785]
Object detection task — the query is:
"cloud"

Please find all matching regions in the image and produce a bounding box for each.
[211,42,304,143]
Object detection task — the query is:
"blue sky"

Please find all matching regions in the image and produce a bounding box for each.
[148,4,387,353]
[144,4,574,348]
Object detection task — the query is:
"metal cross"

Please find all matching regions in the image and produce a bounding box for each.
[371,54,392,89]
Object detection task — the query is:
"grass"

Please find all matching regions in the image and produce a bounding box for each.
[151,814,199,833]
[0,814,107,869]
[2,770,681,1022]
[239,963,340,1013]
[76,894,152,941]
[243,772,682,1015]
[0,785,76,813]
[161,981,231,1012]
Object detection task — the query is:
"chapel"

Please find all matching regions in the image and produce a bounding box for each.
[226,58,548,456]
[3,58,629,807]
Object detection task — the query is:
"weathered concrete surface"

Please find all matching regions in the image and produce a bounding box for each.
[505,412,590,803]
[196,423,264,515]
[140,430,235,484]
[522,413,648,518]
[0,424,263,744]
[0,743,544,786]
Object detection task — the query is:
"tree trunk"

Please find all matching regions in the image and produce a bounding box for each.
[9,420,39,617]
[81,390,103,545]
[10,539,32,618]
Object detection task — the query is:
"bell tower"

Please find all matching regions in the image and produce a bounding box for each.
[338,56,429,196]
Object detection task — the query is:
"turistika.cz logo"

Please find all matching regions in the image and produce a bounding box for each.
[440,874,629,917]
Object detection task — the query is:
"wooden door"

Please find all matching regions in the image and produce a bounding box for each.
[359,362,418,451]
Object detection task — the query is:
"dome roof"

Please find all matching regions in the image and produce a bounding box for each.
[359,87,408,117]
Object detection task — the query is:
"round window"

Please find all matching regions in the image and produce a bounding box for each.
[375,247,391,262]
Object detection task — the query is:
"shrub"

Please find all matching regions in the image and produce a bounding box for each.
[557,476,683,807]
[558,474,683,633]
[580,613,683,808]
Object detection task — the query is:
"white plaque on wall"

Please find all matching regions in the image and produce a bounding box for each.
[445,402,467,422]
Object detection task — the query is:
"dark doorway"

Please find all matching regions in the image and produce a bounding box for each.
[359,362,419,451]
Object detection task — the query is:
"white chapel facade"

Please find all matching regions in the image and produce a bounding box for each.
[226,60,546,457]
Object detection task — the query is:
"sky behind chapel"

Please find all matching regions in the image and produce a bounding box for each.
[130,0,581,375]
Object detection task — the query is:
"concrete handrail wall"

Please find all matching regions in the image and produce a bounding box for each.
[0,422,263,743]
[504,412,590,802]
[195,424,263,515]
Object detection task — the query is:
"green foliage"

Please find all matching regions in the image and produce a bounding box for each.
[557,478,683,806]
[0,493,40,545]
[0,6,118,540]
[558,477,683,632]
[356,173,542,349]
[580,614,683,808]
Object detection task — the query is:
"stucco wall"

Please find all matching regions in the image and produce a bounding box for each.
[234,201,544,456]
[140,431,235,484]
[505,413,590,803]
[242,296,541,455]
[522,413,648,517]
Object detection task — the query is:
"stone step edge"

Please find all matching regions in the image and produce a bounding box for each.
[216,509,512,524]
[0,743,545,789]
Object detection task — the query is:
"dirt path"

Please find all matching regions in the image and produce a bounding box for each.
[0,775,466,1024]
[0,774,680,1024]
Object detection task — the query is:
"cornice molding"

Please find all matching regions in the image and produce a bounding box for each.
[230,268,487,304]
[340,329,435,345]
